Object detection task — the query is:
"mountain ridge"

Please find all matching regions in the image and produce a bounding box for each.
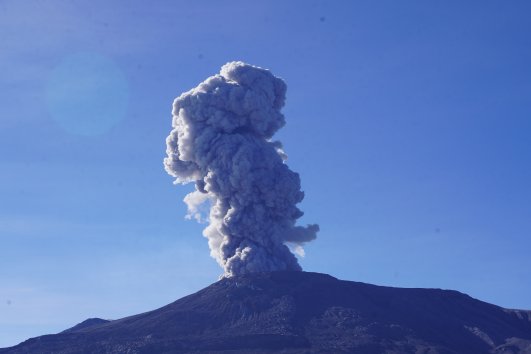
[2,271,531,353]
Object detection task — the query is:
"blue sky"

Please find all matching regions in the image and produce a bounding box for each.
[1,0,531,347]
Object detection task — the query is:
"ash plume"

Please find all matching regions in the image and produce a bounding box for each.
[164,62,318,277]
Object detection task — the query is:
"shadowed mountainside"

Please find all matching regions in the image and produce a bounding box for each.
[2,271,531,353]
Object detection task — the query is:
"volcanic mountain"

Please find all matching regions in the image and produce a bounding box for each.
[2,271,531,353]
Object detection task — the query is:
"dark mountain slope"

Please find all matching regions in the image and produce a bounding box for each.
[2,271,530,353]
[61,318,111,334]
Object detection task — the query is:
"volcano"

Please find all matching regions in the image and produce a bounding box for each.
[2,271,531,353]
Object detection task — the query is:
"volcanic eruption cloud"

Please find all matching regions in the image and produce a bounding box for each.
[164,62,319,277]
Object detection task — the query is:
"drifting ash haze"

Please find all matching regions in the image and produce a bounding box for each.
[164,62,319,277]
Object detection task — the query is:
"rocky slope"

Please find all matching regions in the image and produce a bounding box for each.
[2,271,531,353]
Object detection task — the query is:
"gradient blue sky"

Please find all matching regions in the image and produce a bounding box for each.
[2,0,531,348]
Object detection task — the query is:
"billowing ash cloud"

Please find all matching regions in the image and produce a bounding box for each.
[164,61,318,277]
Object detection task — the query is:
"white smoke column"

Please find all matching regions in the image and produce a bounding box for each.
[164,61,319,277]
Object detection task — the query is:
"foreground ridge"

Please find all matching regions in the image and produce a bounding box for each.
[2,271,531,353]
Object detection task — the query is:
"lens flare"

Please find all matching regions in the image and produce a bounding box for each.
[45,52,128,136]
